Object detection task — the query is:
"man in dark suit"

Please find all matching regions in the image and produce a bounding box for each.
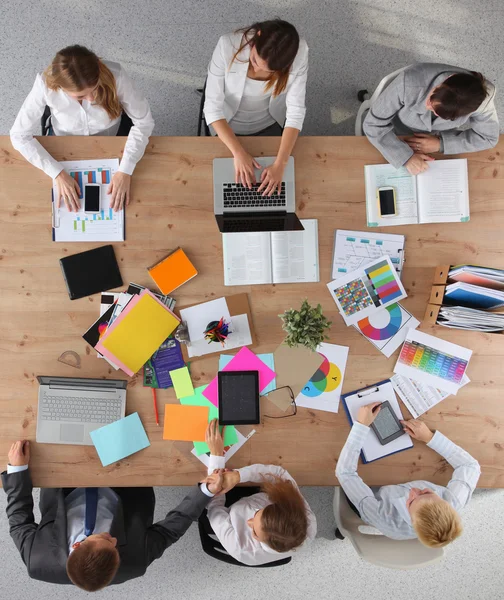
[2,440,223,591]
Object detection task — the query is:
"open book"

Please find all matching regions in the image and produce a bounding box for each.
[365,158,469,227]
[222,219,319,286]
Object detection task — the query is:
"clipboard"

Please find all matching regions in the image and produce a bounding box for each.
[176,293,257,363]
[341,379,413,464]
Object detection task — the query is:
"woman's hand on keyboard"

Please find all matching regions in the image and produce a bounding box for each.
[234,149,261,189]
[258,160,284,196]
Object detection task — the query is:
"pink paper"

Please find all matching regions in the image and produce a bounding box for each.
[202,346,276,407]
[95,289,179,377]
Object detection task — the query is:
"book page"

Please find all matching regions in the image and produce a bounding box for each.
[365,164,418,226]
[416,159,470,223]
[222,232,272,285]
[271,219,319,284]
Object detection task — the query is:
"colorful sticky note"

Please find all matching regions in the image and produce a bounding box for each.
[90,413,150,467]
[180,385,238,455]
[169,366,194,399]
[203,346,276,407]
[163,404,209,442]
[219,353,276,395]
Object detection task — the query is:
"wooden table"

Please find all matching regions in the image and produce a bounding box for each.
[1,135,503,488]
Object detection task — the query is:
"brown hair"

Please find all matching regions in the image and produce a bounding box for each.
[260,476,308,553]
[412,500,463,548]
[44,45,122,120]
[232,20,300,97]
[430,71,488,120]
[66,540,120,592]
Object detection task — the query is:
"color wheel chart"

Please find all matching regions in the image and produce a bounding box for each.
[364,259,403,306]
[358,304,403,340]
[398,340,468,385]
[301,354,342,397]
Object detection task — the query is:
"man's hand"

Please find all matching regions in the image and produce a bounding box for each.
[404,153,435,175]
[215,469,241,496]
[356,402,382,427]
[401,419,434,443]
[205,418,225,456]
[8,440,30,467]
[204,469,224,495]
[405,133,441,154]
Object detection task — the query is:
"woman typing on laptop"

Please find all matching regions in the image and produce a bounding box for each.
[204,19,308,196]
[10,45,154,212]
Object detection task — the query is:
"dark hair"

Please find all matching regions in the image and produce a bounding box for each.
[429,71,488,120]
[232,19,300,96]
[66,540,120,592]
[260,476,308,553]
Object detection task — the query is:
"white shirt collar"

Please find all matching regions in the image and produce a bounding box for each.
[391,492,413,526]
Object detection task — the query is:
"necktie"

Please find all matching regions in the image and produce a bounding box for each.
[84,487,99,537]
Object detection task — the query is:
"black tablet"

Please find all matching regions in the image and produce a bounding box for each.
[218,370,260,425]
[370,401,404,445]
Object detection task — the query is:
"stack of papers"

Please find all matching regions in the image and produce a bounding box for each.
[449,265,504,290]
[438,305,504,332]
[445,282,504,310]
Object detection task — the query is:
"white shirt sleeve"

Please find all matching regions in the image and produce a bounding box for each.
[6,464,29,474]
[114,66,155,175]
[284,42,309,131]
[203,36,228,126]
[10,74,64,180]
[427,431,481,509]
[199,483,216,497]
[207,454,226,475]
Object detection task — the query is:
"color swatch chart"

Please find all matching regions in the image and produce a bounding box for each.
[71,168,111,200]
[398,339,468,385]
[333,278,373,316]
[364,259,403,305]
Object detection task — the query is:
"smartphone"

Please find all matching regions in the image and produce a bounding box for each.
[370,400,404,445]
[377,187,397,217]
[84,184,101,214]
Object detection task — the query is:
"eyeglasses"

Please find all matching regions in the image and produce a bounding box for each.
[262,385,297,419]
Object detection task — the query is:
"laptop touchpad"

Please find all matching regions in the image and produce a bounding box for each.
[60,424,85,443]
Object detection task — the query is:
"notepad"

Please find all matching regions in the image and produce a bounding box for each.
[169,366,194,399]
[90,413,150,467]
[163,404,209,441]
[148,247,198,294]
[96,290,180,376]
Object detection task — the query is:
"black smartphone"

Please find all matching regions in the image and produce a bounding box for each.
[377,187,397,217]
[84,184,101,213]
[370,400,404,445]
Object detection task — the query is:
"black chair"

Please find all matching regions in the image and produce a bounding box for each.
[196,79,210,137]
[40,106,133,136]
[41,106,52,136]
[198,486,292,568]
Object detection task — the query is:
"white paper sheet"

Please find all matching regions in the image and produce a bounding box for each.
[180,297,232,344]
[191,429,256,467]
[186,313,252,358]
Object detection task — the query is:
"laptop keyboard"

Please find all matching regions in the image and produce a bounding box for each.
[223,182,286,208]
[40,395,123,423]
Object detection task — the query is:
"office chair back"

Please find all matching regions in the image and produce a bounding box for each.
[197,79,211,137]
[333,487,444,570]
[355,65,411,136]
[40,107,133,137]
[198,486,292,568]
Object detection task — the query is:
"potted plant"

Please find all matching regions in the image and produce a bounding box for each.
[279,299,332,352]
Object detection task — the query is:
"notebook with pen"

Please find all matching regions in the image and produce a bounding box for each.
[341,379,413,463]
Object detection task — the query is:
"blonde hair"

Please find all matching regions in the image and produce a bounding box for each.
[44,45,122,120]
[412,500,463,548]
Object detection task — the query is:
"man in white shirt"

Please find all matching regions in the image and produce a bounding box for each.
[3,440,223,591]
[336,402,481,547]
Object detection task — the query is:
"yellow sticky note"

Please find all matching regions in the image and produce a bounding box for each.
[170,366,194,399]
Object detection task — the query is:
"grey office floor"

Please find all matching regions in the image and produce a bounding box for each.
[1,1,504,598]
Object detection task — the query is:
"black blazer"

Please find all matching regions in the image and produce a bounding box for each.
[1,469,211,585]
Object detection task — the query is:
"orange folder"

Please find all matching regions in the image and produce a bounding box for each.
[163,404,209,442]
[148,248,198,295]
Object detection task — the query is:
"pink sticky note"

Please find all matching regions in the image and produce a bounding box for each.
[203,346,276,407]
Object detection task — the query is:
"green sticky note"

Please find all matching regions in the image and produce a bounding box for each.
[169,366,194,399]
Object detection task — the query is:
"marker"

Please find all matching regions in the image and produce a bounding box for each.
[152,388,159,426]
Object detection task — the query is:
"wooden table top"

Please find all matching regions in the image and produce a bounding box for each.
[1,135,503,488]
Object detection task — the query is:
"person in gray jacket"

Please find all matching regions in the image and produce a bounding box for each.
[363,63,499,175]
[2,440,223,592]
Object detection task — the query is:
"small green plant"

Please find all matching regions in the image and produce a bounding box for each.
[279,299,332,352]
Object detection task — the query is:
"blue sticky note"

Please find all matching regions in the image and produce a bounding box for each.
[219,353,276,395]
[90,412,150,467]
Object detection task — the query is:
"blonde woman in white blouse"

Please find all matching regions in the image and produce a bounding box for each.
[204,19,309,196]
[10,45,154,212]
[202,420,316,566]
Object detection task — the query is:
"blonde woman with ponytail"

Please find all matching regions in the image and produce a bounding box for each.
[10,45,154,211]
[202,420,316,566]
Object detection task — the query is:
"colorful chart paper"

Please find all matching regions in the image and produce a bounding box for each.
[169,366,194,399]
[295,343,349,413]
[364,259,403,304]
[90,413,150,467]
[163,404,209,442]
[354,303,420,358]
[219,353,276,395]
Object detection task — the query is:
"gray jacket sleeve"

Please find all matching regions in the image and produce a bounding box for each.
[144,485,211,565]
[1,469,37,567]
[363,71,414,169]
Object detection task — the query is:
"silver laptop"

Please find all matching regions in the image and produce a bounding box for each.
[213,156,304,233]
[36,376,127,445]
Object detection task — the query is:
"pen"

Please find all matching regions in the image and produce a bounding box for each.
[152,388,159,426]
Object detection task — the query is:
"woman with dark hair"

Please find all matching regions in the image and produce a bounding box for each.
[204,19,309,195]
[202,420,316,566]
[10,45,154,211]
[363,63,499,175]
